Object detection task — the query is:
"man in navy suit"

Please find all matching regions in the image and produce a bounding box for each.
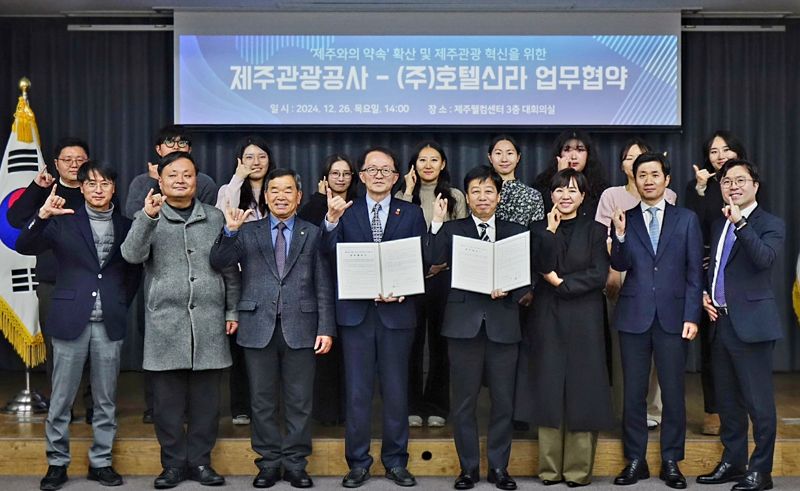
[16,162,139,491]
[696,160,784,491]
[323,147,427,488]
[610,153,703,489]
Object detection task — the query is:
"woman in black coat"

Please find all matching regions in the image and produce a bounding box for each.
[527,168,614,487]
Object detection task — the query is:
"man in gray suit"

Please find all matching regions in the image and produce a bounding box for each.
[210,168,335,489]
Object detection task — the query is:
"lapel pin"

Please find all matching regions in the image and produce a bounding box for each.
[300,231,305,235]
[395,208,401,215]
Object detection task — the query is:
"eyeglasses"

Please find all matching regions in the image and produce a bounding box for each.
[720,177,754,188]
[361,168,397,177]
[58,157,87,165]
[329,171,353,179]
[242,154,268,162]
[83,181,113,190]
[161,139,190,149]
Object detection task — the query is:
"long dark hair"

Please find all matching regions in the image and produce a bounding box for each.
[407,140,457,218]
[701,130,748,172]
[534,129,608,200]
[234,135,273,217]
[618,137,653,182]
[320,153,358,202]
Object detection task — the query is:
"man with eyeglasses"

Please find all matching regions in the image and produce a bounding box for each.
[16,161,140,490]
[8,137,96,424]
[696,160,785,491]
[323,147,426,488]
[123,124,219,424]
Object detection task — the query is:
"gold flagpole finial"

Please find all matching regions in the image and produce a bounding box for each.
[18,77,31,100]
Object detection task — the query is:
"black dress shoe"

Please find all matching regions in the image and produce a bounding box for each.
[40,465,68,491]
[454,469,479,489]
[659,460,687,489]
[154,467,186,489]
[386,467,416,487]
[732,472,773,491]
[342,468,370,488]
[188,465,225,486]
[567,482,590,488]
[284,469,314,488]
[541,479,564,486]
[614,458,650,485]
[142,409,154,424]
[487,468,517,490]
[696,461,746,485]
[88,466,123,486]
[253,467,281,488]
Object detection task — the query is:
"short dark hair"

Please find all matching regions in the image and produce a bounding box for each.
[154,124,192,148]
[549,168,589,194]
[157,151,197,175]
[463,165,502,194]
[359,146,398,171]
[265,168,302,191]
[77,161,117,183]
[702,130,747,171]
[53,137,90,160]
[718,159,760,184]
[633,152,671,177]
[487,134,521,156]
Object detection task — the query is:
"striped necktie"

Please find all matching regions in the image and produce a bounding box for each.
[478,222,491,242]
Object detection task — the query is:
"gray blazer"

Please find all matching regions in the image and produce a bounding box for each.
[121,201,240,371]
[210,216,335,349]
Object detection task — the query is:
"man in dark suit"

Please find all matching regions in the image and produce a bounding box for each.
[210,168,335,489]
[323,147,427,488]
[426,165,526,491]
[16,162,139,491]
[696,160,784,491]
[610,153,703,489]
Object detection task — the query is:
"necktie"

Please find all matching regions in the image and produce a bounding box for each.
[478,222,491,242]
[275,222,287,277]
[646,207,660,253]
[713,223,736,306]
[371,203,383,243]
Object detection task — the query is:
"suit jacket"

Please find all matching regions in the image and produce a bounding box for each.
[322,196,427,329]
[610,203,703,334]
[707,206,785,343]
[210,216,336,349]
[425,216,527,343]
[15,205,140,341]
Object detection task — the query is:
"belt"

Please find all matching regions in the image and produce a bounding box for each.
[716,306,729,316]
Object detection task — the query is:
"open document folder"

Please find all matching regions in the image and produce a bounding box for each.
[336,236,425,300]
[451,231,531,295]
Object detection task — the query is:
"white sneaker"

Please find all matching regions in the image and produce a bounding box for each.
[408,415,423,427]
[232,414,251,425]
[646,418,660,430]
[427,415,446,427]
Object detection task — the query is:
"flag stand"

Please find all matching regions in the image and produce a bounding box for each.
[2,345,48,416]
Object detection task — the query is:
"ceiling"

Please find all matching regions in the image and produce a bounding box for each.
[0,0,798,17]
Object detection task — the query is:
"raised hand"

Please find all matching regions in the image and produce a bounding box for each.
[318,176,329,195]
[325,187,353,224]
[556,155,570,171]
[693,164,715,189]
[431,192,448,224]
[147,162,159,180]
[143,188,164,218]
[722,195,742,224]
[34,168,55,188]
[611,208,626,237]
[546,204,561,233]
[403,167,417,195]
[234,158,253,180]
[38,184,74,219]
[224,207,253,231]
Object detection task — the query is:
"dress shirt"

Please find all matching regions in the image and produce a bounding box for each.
[431,214,496,242]
[615,198,666,243]
[711,201,757,307]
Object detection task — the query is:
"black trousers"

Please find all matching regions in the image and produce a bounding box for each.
[229,331,251,417]
[408,272,450,418]
[245,323,315,471]
[312,332,345,425]
[150,369,222,468]
[699,312,717,413]
[712,314,776,472]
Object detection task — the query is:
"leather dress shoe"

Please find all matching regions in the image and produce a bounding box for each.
[696,461,746,485]
[454,469,479,489]
[732,471,773,491]
[284,469,314,488]
[87,465,123,486]
[487,468,517,490]
[188,465,225,486]
[659,460,687,489]
[614,458,650,485]
[567,482,590,488]
[40,465,68,491]
[541,478,563,486]
[253,467,281,488]
[342,468,370,488]
[386,467,416,486]
[142,409,154,424]
[154,467,186,489]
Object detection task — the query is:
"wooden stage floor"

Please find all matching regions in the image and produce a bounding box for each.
[1,371,799,477]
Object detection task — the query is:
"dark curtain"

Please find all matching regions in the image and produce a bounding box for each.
[0,18,797,371]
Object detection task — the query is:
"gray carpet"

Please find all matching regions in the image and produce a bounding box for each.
[2,475,798,490]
